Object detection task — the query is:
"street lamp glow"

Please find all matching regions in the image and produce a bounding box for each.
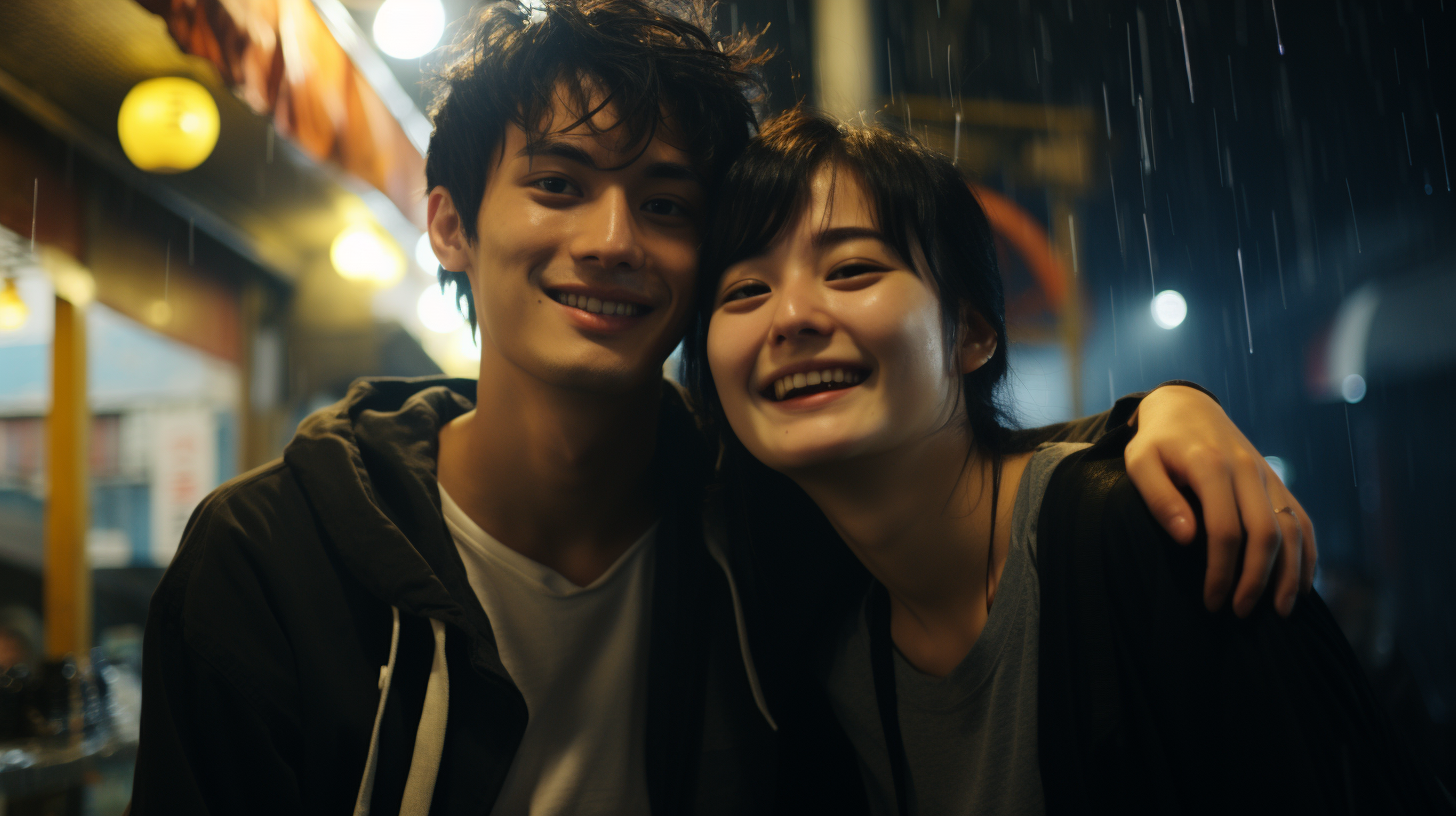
[373,0,446,60]
[1151,289,1187,329]
[417,281,465,333]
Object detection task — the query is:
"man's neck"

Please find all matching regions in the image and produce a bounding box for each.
[790,431,1030,677]
[437,354,662,588]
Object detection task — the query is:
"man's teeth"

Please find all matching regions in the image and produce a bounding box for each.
[772,368,862,400]
[553,291,642,316]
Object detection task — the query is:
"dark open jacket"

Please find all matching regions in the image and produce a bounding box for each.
[1034,424,1453,814]
[129,378,779,815]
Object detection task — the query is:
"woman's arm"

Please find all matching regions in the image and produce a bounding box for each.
[1039,382,1315,618]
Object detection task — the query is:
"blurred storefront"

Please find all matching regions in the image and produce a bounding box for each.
[0,0,449,810]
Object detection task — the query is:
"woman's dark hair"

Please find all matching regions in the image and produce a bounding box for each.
[683,108,1041,652]
[424,0,768,329]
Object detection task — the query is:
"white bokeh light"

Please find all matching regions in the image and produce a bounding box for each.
[373,0,446,60]
[1342,373,1367,404]
[1150,289,1188,329]
[1264,455,1294,486]
[417,281,465,333]
[415,232,438,276]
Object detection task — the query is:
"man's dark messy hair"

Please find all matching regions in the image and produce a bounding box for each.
[424,0,768,329]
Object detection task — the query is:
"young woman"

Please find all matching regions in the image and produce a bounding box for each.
[686,110,1448,814]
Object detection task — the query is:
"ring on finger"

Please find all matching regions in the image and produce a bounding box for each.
[1274,506,1295,516]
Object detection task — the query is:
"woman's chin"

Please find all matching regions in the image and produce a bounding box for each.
[749,436,869,476]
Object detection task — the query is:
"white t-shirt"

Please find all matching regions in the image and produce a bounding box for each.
[439,484,656,816]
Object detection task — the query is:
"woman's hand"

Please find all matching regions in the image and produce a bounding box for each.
[1125,386,1316,619]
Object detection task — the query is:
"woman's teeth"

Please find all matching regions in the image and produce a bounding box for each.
[552,291,642,316]
[772,368,863,401]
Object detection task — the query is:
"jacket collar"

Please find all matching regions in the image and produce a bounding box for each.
[283,375,775,730]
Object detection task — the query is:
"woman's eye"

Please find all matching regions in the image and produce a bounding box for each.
[643,198,689,218]
[721,282,770,303]
[533,177,578,195]
[827,263,883,280]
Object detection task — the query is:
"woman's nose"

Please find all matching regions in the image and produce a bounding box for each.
[771,280,834,345]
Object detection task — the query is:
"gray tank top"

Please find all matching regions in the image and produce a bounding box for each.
[825,442,1089,816]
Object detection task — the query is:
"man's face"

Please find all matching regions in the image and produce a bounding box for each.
[438,90,705,395]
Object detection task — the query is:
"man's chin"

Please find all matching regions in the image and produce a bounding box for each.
[538,357,669,396]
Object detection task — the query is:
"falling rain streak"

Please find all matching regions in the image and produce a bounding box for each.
[1174,0,1193,103]
[1271,211,1287,309]
[1271,0,1285,55]
[1236,249,1252,354]
[1345,178,1362,253]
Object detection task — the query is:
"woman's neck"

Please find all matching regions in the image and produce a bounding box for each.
[789,428,1032,676]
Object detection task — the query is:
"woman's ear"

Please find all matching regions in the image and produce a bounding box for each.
[427,186,470,275]
[957,306,998,375]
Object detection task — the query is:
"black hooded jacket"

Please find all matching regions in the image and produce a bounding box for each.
[129,378,781,815]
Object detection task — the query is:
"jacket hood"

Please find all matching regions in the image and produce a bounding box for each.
[283,376,478,627]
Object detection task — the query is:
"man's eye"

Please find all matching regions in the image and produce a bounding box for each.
[533,177,578,195]
[643,198,689,218]
[722,282,770,303]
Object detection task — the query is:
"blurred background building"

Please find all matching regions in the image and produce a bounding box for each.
[0,0,1450,810]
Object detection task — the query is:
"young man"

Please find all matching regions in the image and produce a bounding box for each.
[129,2,1315,813]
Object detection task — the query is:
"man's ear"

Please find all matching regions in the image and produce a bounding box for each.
[957,306,998,375]
[427,186,470,274]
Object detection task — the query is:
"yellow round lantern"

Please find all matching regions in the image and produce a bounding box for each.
[117,77,220,173]
[331,224,406,287]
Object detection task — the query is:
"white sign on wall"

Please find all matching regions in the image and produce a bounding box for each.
[149,408,217,565]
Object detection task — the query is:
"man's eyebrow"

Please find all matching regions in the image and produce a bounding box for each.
[517,138,599,168]
[517,138,701,184]
[642,161,702,184]
[814,226,889,247]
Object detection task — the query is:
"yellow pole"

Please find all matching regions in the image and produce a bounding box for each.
[44,293,90,659]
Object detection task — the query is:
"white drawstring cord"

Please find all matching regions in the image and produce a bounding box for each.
[353,606,401,816]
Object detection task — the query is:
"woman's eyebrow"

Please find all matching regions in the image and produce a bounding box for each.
[813,226,887,248]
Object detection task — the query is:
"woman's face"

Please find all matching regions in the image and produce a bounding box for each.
[706,165,967,474]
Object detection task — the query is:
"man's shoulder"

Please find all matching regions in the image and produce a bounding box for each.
[155,457,322,607]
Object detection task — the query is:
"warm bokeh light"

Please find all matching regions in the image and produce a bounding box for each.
[0,277,28,331]
[1151,289,1188,330]
[415,232,439,277]
[117,77,220,173]
[373,0,446,60]
[331,224,406,286]
[416,281,464,333]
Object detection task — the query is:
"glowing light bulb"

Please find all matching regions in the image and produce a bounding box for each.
[117,77,220,173]
[373,0,446,60]
[1151,289,1187,330]
[0,277,28,331]
[331,224,406,286]
[417,281,465,333]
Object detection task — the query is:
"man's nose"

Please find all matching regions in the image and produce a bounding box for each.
[571,188,645,271]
